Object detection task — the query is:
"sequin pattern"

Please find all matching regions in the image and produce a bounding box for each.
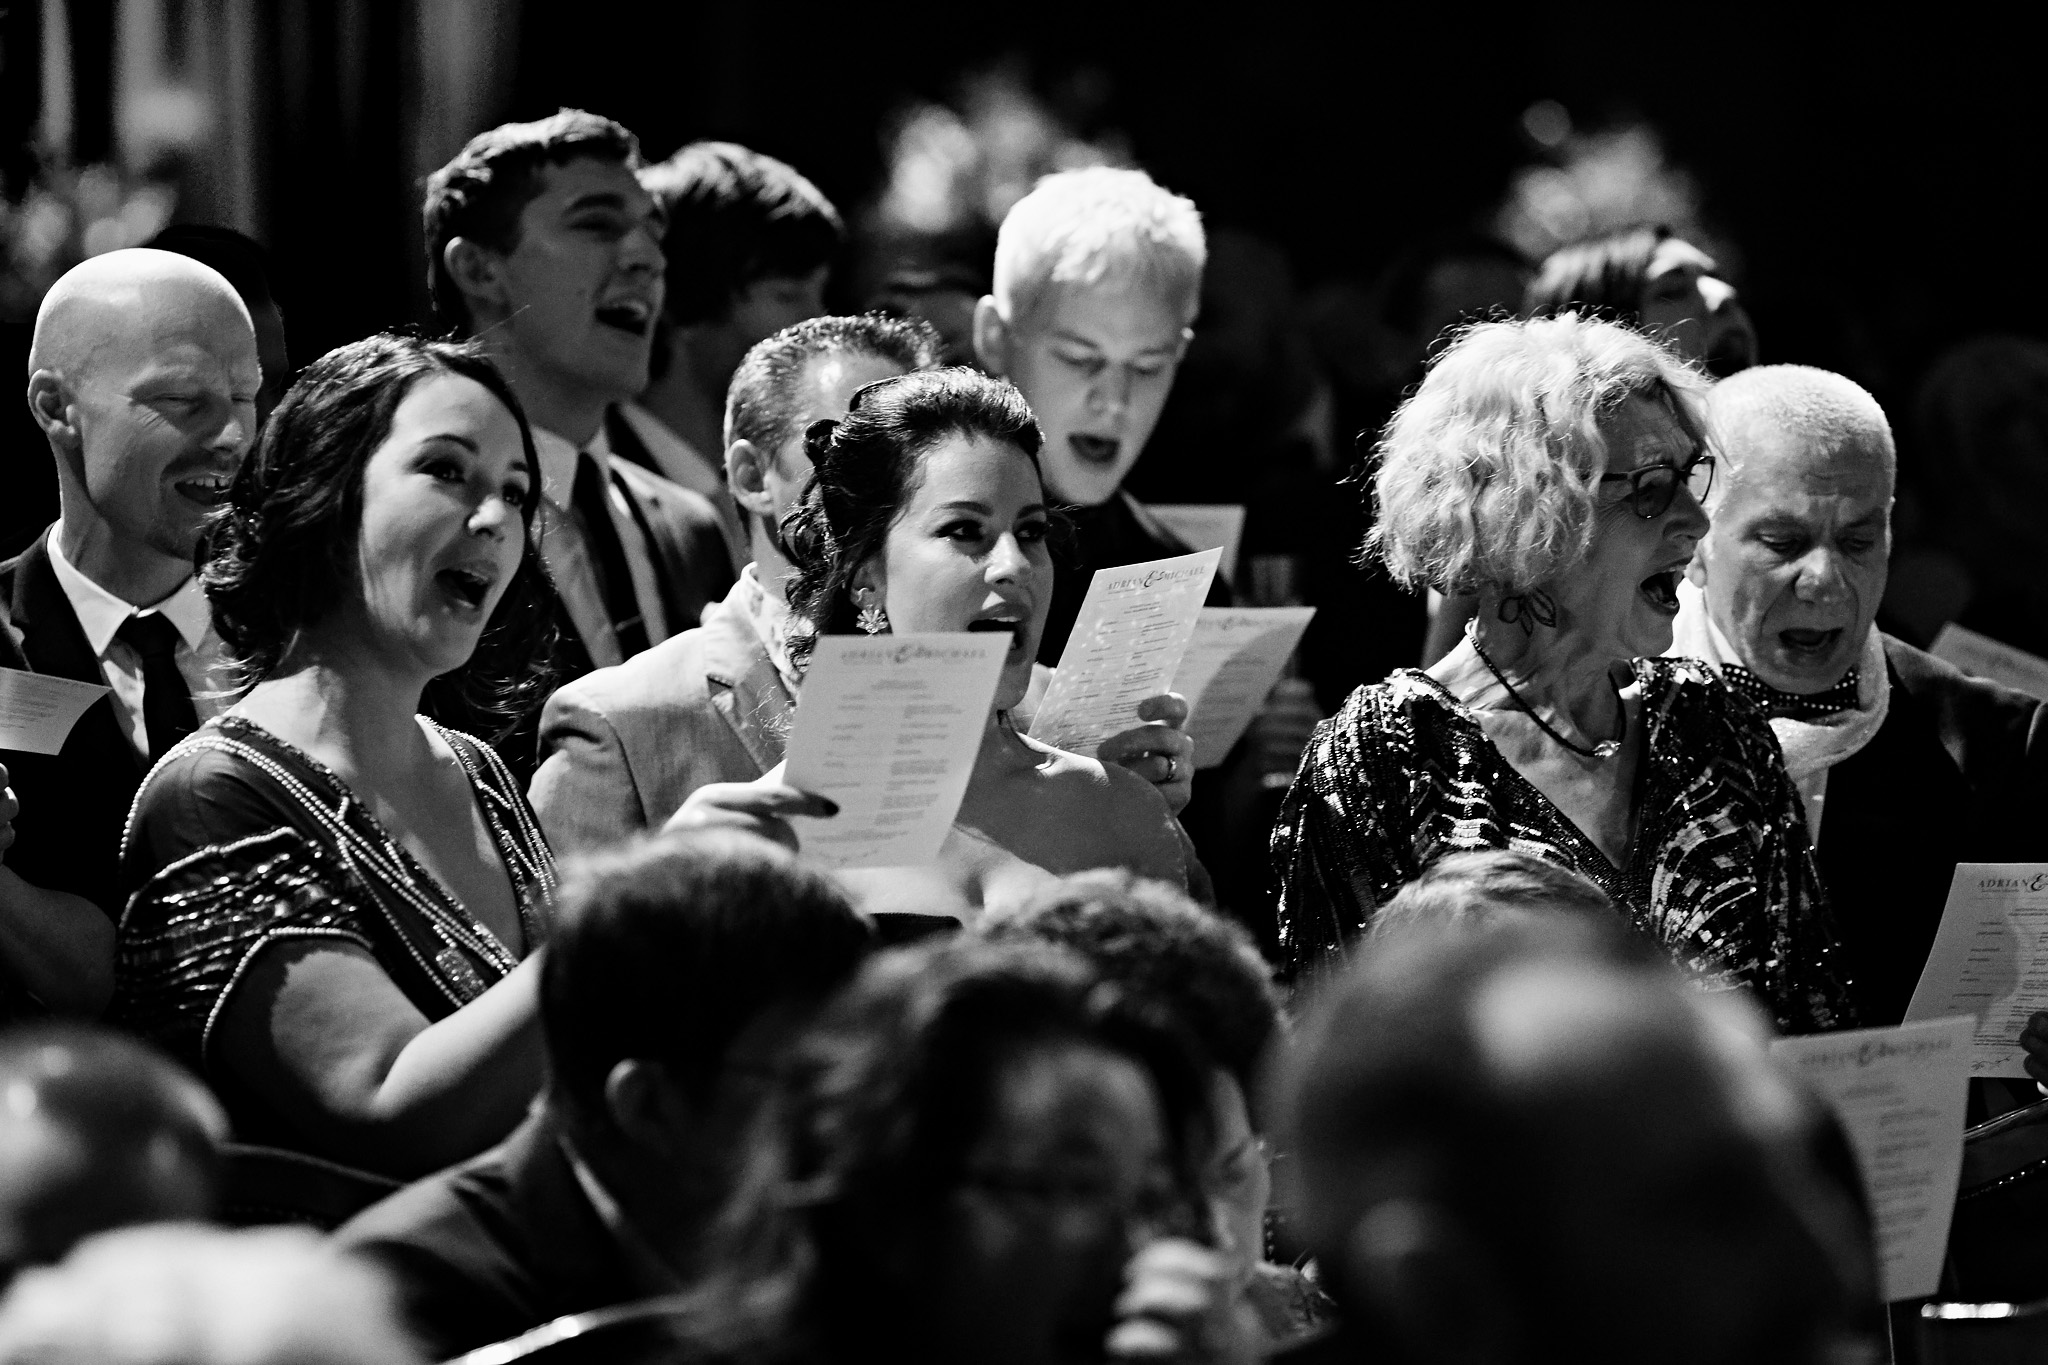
[1270,658,1854,1034]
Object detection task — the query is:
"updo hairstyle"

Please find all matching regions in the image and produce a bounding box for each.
[781,367,1043,668]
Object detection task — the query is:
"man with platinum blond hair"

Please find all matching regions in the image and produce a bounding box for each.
[1672,364,2048,1041]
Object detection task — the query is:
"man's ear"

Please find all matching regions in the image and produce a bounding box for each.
[971,296,1010,376]
[1341,1199,1516,1365]
[25,371,80,451]
[602,1058,696,1156]
[443,237,509,319]
[726,438,776,519]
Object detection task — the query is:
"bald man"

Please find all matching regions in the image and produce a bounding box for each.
[1672,364,2048,1030]
[4,248,260,924]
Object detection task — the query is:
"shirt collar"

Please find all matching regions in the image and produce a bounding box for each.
[556,1131,682,1294]
[531,418,616,506]
[734,563,804,695]
[46,534,210,656]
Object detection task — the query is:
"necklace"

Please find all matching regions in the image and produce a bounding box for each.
[1465,623,1626,761]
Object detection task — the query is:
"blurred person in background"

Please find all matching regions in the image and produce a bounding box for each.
[530,314,942,857]
[424,110,733,773]
[337,831,871,1360]
[677,938,1260,1365]
[671,368,1200,917]
[0,751,112,1020]
[144,225,292,425]
[0,1024,225,1285]
[0,1225,422,1365]
[115,335,558,1178]
[1274,316,1851,1036]
[978,871,1330,1349]
[1274,912,1879,1365]
[1673,365,2048,1051]
[4,249,258,1002]
[627,141,846,570]
[1362,847,1621,944]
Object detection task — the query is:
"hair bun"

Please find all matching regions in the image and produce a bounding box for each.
[801,417,841,465]
[779,496,835,575]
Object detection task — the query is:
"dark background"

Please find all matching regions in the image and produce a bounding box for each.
[5,3,2044,553]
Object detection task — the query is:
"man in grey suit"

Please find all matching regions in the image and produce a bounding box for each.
[530,315,941,854]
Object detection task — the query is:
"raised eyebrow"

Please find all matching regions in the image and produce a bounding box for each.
[563,191,632,216]
[419,432,482,454]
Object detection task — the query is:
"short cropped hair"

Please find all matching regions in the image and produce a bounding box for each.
[539,831,871,1123]
[723,313,943,455]
[979,871,1280,1100]
[991,167,1205,329]
[1369,850,1616,943]
[1368,313,1710,597]
[642,141,844,328]
[423,109,642,329]
[1707,364,1896,493]
[1525,223,1674,322]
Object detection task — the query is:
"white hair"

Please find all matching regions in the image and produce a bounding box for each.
[1706,364,1895,496]
[991,167,1205,328]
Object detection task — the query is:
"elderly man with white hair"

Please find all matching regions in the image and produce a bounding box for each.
[1674,364,2048,1048]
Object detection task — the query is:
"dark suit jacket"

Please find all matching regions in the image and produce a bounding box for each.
[0,527,151,919]
[529,578,790,858]
[334,1109,664,1361]
[1818,634,2048,1026]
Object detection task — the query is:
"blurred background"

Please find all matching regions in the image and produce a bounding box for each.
[6,1,2046,632]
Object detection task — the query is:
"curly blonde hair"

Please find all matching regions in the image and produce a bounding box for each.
[1369,313,1709,597]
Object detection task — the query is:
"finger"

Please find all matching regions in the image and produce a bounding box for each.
[1115,1269,1214,1323]
[1134,692,1189,727]
[2029,1054,2048,1088]
[0,785,15,824]
[737,785,840,820]
[1105,1318,1183,1360]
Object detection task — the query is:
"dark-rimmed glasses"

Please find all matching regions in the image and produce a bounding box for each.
[1600,450,1716,519]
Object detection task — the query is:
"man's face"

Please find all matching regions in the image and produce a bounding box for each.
[490,156,667,407]
[1640,238,1758,379]
[994,280,1189,507]
[1695,430,1892,693]
[67,287,261,562]
[692,268,831,397]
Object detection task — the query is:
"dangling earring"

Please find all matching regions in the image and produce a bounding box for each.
[857,597,889,635]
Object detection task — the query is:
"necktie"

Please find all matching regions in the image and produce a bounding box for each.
[571,452,652,659]
[116,612,200,762]
[1720,664,1861,720]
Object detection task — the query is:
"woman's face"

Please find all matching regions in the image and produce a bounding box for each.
[1549,393,1711,662]
[347,373,531,676]
[920,1039,1182,1365]
[1638,238,1758,379]
[855,433,1053,711]
[1200,1070,1270,1280]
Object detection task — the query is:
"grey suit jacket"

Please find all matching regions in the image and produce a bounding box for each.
[529,580,793,858]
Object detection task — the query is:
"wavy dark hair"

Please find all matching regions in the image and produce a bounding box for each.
[780,367,1043,669]
[1524,222,1674,324]
[681,939,1212,1364]
[199,333,557,744]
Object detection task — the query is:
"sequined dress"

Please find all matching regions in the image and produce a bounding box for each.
[1271,657,1853,1033]
[113,716,556,1144]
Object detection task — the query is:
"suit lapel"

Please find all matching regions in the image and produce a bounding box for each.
[5,529,138,771]
[698,604,791,775]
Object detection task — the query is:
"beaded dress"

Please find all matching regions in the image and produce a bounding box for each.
[1271,657,1854,1034]
[113,715,555,1145]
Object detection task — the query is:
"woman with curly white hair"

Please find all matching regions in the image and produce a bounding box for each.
[1273,313,1853,1034]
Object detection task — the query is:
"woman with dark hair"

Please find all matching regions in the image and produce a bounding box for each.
[114,334,558,1177]
[674,367,1199,918]
[1525,223,1758,379]
[683,938,1257,1365]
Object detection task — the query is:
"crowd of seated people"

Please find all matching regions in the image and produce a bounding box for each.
[1,94,2047,1365]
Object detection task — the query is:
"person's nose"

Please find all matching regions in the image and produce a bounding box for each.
[1665,482,1711,544]
[986,532,1032,585]
[1088,365,1133,420]
[1793,545,1850,603]
[619,221,667,280]
[1699,275,1740,318]
[469,490,519,543]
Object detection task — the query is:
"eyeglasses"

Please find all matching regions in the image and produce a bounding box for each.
[1600,450,1716,519]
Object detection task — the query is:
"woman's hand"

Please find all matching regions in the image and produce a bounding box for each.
[0,760,17,863]
[1106,1238,1260,1364]
[662,775,838,856]
[2020,1011,2048,1086]
[1098,694,1197,816]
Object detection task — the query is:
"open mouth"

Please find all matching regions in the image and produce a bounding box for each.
[172,472,234,507]
[1778,627,1843,659]
[1068,434,1121,468]
[1638,567,1684,613]
[437,566,495,612]
[967,615,1030,656]
[593,299,653,337]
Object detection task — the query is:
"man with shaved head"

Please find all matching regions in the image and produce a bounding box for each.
[4,248,258,930]
[1673,364,2048,1031]
[1278,915,1878,1365]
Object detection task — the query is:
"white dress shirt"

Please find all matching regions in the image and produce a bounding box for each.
[46,536,230,761]
[531,421,671,669]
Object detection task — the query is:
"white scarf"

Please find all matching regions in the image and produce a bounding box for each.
[1668,578,1890,840]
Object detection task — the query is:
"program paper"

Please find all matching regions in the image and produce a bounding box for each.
[782,634,1007,871]
[1030,549,1222,758]
[1770,1016,1973,1302]
[1171,607,1316,768]
[0,668,110,756]
[1905,864,2048,1076]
